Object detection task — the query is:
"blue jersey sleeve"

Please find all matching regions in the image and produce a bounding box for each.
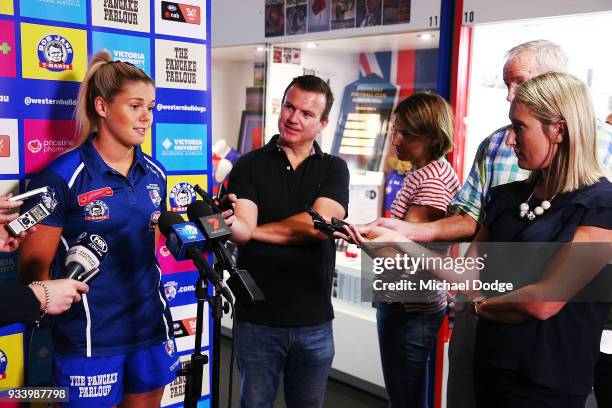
[22,168,70,228]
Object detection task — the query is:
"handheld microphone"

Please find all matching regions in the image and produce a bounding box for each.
[64,232,108,282]
[187,201,264,306]
[158,212,233,303]
[186,201,231,249]
[193,184,224,214]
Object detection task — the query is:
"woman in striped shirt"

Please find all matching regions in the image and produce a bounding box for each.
[378,92,460,407]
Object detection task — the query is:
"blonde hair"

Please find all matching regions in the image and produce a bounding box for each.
[75,50,154,143]
[393,92,454,161]
[514,72,604,193]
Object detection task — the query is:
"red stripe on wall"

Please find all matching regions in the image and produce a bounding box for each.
[397,49,415,98]
[359,53,372,76]
[436,1,469,407]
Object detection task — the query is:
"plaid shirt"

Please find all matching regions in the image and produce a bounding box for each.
[453,120,612,223]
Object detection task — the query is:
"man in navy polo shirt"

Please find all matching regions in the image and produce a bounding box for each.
[227,75,350,408]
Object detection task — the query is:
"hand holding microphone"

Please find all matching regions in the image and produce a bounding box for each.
[29,279,89,315]
[65,231,108,282]
[29,231,109,316]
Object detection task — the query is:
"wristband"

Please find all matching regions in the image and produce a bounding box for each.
[472,295,487,318]
[30,281,50,324]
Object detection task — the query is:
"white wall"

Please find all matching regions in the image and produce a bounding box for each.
[264,48,360,153]
[463,11,612,180]
[211,59,253,149]
[212,0,440,47]
[462,0,612,25]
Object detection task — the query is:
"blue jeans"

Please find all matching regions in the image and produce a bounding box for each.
[234,320,335,408]
[376,303,446,408]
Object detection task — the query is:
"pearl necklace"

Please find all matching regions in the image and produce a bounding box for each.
[519,191,555,221]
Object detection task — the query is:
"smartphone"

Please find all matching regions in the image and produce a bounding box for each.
[305,206,349,235]
[216,184,233,212]
[8,186,48,202]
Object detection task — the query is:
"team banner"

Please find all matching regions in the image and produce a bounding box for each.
[0,0,212,406]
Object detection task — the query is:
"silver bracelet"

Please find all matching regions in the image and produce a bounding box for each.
[472,295,487,319]
[30,280,50,324]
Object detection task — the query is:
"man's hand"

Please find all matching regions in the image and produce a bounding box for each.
[0,194,22,222]
[228,195,259,245]
[0,194,36,252]
[220,193,237,227]
[252,197,345,245]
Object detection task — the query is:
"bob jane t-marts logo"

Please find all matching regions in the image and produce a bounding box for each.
[161,1,201,25]
[0,349,7,380]
[84,200,110,221]
[169,182,195,212]
[37,35,74,72]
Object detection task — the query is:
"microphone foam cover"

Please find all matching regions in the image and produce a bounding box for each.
[187,200,214,223]
[158,211,185,236]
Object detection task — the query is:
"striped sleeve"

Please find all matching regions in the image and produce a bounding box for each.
[412,177,458,212]
[390,159,460,219]
[390,174,418,219]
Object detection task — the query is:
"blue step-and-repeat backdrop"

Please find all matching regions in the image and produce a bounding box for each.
[0,1,212,406]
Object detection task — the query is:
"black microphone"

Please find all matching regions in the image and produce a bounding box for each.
[193,184,223,214]
[193,183,233,214]
[64,232,108,282]
[158,211,233,303]
[187,201,231,249]
[187,201,264,306]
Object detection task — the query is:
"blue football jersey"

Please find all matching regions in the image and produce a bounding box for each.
[23,136,173,357]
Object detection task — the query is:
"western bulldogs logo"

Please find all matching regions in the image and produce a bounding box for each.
[164,280,178,301]
[0,349,7,380]
[148,188,162,207]
[177,224,199,237]
[169,182,195,212]
[165,340,175,357]
[84,200,110,221]
[149,210,161,230]
[40,187,58,212]
[37,35,74,72]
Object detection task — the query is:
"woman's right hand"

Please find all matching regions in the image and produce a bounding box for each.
[30,279,89,315]
[337,224,409,246]
[358,217,403,235]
